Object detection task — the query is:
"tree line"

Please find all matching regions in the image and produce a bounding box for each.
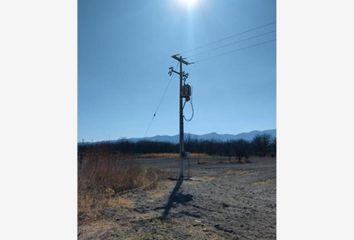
[78,134,276,159]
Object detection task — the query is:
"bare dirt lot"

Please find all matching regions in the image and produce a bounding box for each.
[79,157,276,240]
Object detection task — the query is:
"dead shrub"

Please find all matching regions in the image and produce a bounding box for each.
[78,145,158,223]
[78,145,144,193]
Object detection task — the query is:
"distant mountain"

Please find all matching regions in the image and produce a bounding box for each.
[125,129,276,143]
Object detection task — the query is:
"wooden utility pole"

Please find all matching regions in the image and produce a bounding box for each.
[169,54,192,178]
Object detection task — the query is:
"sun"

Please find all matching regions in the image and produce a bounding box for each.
[179,0,199,9]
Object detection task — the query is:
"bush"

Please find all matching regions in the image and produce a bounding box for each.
[78,145,158,223]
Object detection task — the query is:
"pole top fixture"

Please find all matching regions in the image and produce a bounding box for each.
[171,54,194,65]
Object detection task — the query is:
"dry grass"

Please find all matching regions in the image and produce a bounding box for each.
[78,146,159,223]
[79,159,145,193]
[138,153,179,159]
[190,176,216,182]
[190,153,211,159]
[138,152,210,159]
[107,197,134,209]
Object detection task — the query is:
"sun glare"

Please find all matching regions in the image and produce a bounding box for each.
[179,0,198,9]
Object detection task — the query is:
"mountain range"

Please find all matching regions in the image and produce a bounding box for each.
[123,129,276,143]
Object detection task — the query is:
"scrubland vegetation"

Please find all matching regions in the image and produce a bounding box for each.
[78,134,275,225]
[78,145,160,223]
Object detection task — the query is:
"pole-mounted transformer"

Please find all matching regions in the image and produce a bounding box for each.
[169,54,194,179]
[182,84,192,102]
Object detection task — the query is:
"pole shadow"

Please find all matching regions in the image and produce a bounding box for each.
[160,176,193,220]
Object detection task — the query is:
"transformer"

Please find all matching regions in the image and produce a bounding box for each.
[182,84,192,101]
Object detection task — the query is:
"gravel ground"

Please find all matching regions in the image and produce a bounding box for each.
[79,157,276,240]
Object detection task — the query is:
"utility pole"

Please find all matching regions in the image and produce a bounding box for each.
[169,54,193,179]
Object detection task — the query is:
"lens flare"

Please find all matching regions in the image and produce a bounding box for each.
[179,0,198,9]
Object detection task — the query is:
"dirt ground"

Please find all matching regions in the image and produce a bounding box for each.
[79,157,276,240]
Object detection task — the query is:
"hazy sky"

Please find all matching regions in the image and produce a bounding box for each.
[78,0,276,141]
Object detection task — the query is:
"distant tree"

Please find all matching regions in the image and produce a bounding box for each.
[233,139,250,163]
[251,134,271,157]
[78,134,276,159]
[269,138,276,157]
[225,141,234,161]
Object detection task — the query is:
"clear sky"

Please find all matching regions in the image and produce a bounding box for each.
[78,0,276,142]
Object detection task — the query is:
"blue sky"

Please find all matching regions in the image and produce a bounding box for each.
[78,0,276,142]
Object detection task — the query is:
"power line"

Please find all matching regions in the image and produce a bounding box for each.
[143,63,177,138]
[187,30,276,59]
[181,21,275,55]
[143,114,155,138]
[193,38,276,63]
[154,73,174,115]
[183,97,194,122]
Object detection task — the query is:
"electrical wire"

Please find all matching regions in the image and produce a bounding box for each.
[143,23,276,136]
[193,38,276,63]
[143,114,156,138]
[186,30,275,59]
[180,21,275,55]
[143,63,177,138]
[183,98,194,122]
